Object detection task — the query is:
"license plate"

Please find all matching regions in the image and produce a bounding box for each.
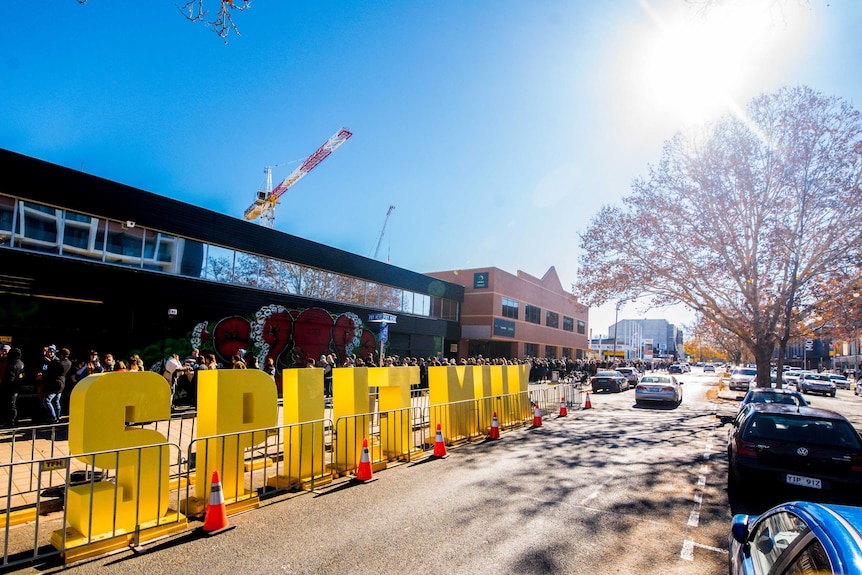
[647,387,661,392]
[786,474,822,489]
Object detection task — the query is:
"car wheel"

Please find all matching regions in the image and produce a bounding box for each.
[615,383,621,393]
[831,391,837,397]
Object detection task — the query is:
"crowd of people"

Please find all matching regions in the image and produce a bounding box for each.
[0,343,154,427]
[1,339,676,428]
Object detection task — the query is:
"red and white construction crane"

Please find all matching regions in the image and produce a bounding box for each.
[244,127,353,228]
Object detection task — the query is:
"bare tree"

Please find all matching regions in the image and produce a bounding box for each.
[179,0,251,41]
[576,86,862,387]
[76,1,251,41]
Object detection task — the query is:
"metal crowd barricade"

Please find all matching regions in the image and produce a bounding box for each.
[2,389,547,569]
[528,382,582,414]
[1,441,184,569]
[331,405,429,478]
[426,391,534,446]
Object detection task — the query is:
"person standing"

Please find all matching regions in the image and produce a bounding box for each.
[1,347,25,428]
[42,346,71,424]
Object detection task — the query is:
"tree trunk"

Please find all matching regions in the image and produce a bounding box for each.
[753,340,776,388]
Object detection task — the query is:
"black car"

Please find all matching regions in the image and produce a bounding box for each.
[668,364,683,374]
[590,370,628,393]
[727,404,862,499]
[738,388,808,412]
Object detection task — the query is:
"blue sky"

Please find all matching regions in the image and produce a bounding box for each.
[3,1,860,336]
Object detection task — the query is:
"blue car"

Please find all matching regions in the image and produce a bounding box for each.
[729,501,862,574]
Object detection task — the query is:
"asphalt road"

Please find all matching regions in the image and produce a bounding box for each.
[20,369,862,575]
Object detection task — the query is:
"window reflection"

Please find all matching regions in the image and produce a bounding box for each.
[0,195,459,319]
[0,195,14,247]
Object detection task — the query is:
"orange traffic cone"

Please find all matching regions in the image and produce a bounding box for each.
[584,392,592,409]
[201,470,234,535]
[532,403,543,427]
[355,438,376,482]
[488,412,500,439]
[559,396,568,417]
[432,423,448,458]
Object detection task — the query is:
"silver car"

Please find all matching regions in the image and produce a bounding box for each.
[728,367,757,391]
[635,374,683,406]
[798,373,837,397]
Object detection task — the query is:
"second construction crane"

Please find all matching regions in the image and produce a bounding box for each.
[244,127,353,228]
[372,205,395,261]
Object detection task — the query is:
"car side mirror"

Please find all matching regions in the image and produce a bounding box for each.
[730,514,750,544]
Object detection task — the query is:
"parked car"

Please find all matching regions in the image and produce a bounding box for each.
[635,374,683,406]
[828,374,851,390]
[590,370,628,393]
[726,404,862,499]
[798,373,837,397]
[729,367,758,391]
[729,500,862,575]
[738,388,809,412]
[615,367,640,386]
[782,370,803,389]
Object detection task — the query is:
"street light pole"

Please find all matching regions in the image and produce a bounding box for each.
[612,301,622,364]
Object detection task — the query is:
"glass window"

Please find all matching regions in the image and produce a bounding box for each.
[333,274,353,303]
[366,282,380,308]
[782,539,831,574]
[18,202,60,252]
[234,252,264,287]
[502,297,519,319]
[319,271,339,301]
[105,220,143,267]
[0,195,15,247]
[348,277,367,305]
[62,210,103,261]
[401,290,415,314]
[563,316,574,332]
[143,230,178,272]
[749,511,809,575]
[415,293,430,316]
[545,345,557,359]
[525,304,541,325]
[301,267,324,298]
[203,244,235,283]
[577,320,586,334]
[546,311,559,328]
[380,285,401,311]
[524,343,538,358]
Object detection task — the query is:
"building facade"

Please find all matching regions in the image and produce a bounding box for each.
[0,149,463,380]
[425,267,589,360]
[604,318,683,361]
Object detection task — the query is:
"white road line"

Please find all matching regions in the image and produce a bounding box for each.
[687,508,700,527]
[680,411,723,563]
[681,540,729,560]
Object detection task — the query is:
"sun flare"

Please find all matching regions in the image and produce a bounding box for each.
[635,0,792,125]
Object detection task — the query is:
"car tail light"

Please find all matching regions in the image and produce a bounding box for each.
[636,385,645,392]
[852,454,862,474]
[736,438,757,457]
[662,386,674,392]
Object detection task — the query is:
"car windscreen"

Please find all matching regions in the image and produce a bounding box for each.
[733,368,757,376]
[749,392,802,406]
[640,376,670,384]
[743,414,862,448]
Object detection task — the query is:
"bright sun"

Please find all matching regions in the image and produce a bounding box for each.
[636,0,787,125]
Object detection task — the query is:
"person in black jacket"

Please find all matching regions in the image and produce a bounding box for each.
[1,347,24,428]
[42,346,71,424]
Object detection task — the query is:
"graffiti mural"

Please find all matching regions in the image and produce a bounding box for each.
[189,306,377,370]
